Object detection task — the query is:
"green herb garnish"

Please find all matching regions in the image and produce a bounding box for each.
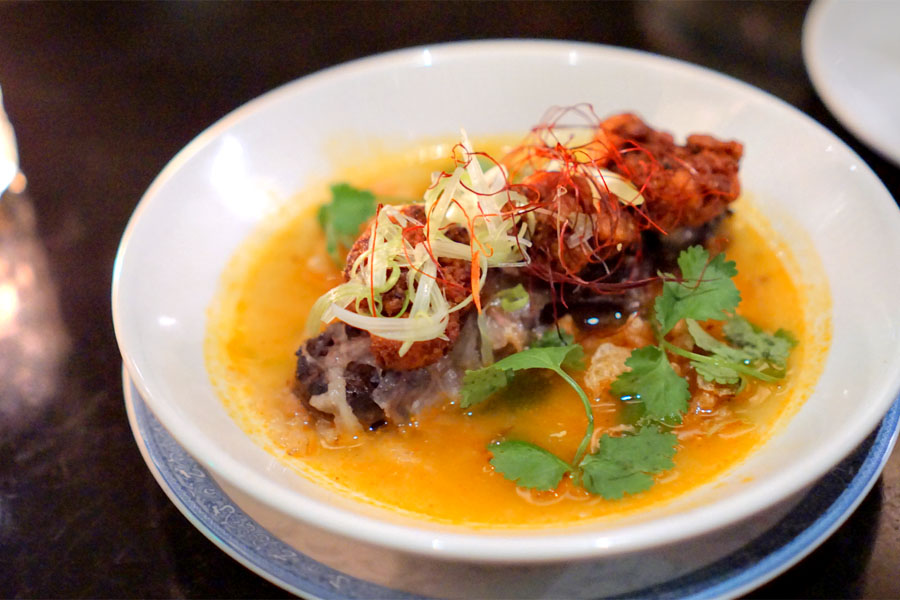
[608,346,689,424]
[534,328,574,348]
[654,245,741,336]
[462,245,796,501]
[723,315,797,369]
[580,427,677,499]
[496,284,530,312]
[534,328,583,369]
[488,440,572,491]
[461,343,594,470]
[317,183,377,265]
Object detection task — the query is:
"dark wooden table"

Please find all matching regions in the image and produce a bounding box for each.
[1,2,897,598]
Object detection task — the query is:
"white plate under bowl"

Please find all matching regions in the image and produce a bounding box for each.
[124,368,899,599]
[803,0,900,165]
[113,39,900,596]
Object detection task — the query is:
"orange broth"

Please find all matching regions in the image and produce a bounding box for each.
[206,142,825,528]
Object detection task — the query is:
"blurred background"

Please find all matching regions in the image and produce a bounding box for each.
[0,2,897,598]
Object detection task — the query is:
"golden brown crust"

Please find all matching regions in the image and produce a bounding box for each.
[336,114,742,370]
[343,204,473,370]
[519,171,639,276]
[369,311,462,370]
[601,113,743,232]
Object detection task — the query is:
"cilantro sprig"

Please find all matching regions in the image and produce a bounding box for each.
[654,245,741,336]
[463,333,674,496]
[462,343,594,481]
[613,246,796,417]
[461,245,797,501]
[317,183,377,265]
[608,346,689,424]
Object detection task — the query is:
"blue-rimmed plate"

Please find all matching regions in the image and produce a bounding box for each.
[124,367,899,599]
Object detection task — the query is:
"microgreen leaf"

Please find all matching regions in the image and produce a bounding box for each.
[580,428,678,499]
[317,183,377,265]
[489,440,571,491]
[609,346,689,424]
[497,284,530,312]
[723,315,796,369]
[655,246,741,335]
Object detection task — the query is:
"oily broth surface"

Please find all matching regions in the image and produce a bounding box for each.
[206,142,822,528]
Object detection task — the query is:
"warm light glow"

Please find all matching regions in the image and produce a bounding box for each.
[0,83,19,196]
[157,315,178,327]
[0,190,69,430]
[0,282,19,336]
[210,135,277,221]
[14,263,33,287]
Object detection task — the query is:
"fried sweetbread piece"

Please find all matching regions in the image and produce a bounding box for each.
[517,171,640,277]
[601,113,743,232]
[343,204,474,371]
[293,322,460,437]
[294,273,556,436]
[293,323,386,433]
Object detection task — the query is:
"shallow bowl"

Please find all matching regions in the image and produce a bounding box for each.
[112,40,900,597]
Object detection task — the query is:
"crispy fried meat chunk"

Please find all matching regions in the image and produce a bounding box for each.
[342,204,473,371]
[517,171,639,278]
[601,113,743,231]
[293,323,386,432]
[296,114,744,434]
[293,276,557,436]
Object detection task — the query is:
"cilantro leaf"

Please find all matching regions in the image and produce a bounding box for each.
[497,284,530,312]
[460,345,583,408]
[498,343,585,375]
[685,319,750,385]
[533,329,583,369]
[686,319,751,362]
[692,361,742,386]
[655,246,741,335]
[539,330,585,370]
[460,368,513,408]
[489,440,571,491]
[580,428,678,499]
[723,315,796,368]
[317,183,376,265]
[534,328,574,347]
[609,346,689,424]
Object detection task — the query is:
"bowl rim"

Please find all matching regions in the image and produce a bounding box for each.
[112,38,900,563]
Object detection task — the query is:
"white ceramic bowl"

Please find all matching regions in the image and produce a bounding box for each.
[113,40,900,597]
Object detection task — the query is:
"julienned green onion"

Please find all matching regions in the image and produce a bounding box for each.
[497,284,530,312]
[305,131,533,355]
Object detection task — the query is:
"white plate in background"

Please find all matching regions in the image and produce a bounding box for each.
[803,0,900,165]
